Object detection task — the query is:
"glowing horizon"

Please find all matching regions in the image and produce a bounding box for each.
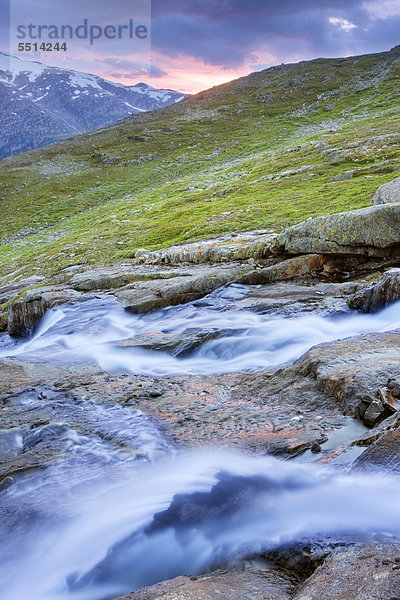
[1,0,400,95]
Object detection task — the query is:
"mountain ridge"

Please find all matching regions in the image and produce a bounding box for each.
[0,52,186,159]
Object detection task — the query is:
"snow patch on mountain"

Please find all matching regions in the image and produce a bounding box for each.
[0,52,187,159]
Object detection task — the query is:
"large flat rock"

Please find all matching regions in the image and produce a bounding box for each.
[142,231,276,265]
[275,204,400,257]
[115,265,248,313]
[285,331,400,424]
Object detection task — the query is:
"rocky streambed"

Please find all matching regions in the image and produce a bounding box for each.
[2,198,400,599]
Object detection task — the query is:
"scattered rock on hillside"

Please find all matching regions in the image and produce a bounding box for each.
[348,268,400,312]
[275,204,400,257]
[328,170,354,182]
[371,175,400,204]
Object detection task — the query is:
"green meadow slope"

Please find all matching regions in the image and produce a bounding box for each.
[1,46,400,287]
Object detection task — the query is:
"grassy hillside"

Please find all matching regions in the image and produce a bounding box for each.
[1,46,400,287]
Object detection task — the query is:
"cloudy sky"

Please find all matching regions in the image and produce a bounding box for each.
[1,0,400,92]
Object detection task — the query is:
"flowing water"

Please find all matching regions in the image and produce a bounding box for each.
[2,449,400,600]
[1,285,400,600]
[1,284,400,375]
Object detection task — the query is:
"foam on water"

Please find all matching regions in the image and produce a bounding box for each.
[1,450,400,600]
[1,286,400,376]
[2,285,400,599]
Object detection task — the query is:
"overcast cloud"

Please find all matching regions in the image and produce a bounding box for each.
[1,0,399,92]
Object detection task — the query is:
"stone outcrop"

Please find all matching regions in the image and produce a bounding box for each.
[348,268,400,312]
[236,254,327,285]
[371,175,400,204]
[294,543,400,600]
[114,265,248,313]
[116,562,295,600]
[0,275,47,333]
[275,204,400,257]
[0,313,7,333]
[68,266,185,292]
[353,415,400,473]
[282,332,400,426]
[8,287,84,337]
[140,231,276,265]
[7,265,252,337]
[8,197,400,337]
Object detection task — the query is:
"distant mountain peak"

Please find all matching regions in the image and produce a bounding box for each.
[0,53,187,160]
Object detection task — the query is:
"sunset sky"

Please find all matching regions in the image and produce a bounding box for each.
[1,0,400,93]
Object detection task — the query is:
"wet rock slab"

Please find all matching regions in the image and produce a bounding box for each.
[0,361,32,395]
[278,331,400,424]
[115,543,400,600]
[116,561,295,600]
[0,355,360,467]
[353,418,400,473]
[348,268,400,312]
[231,279,361,315]
[294,543,400,600]
[48,368,342,457]
[3,305,400,465]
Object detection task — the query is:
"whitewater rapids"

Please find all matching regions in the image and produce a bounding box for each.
[1,285,400,376]
[1,449,400,600]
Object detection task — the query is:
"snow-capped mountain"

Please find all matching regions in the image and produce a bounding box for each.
[0,52,186,159]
